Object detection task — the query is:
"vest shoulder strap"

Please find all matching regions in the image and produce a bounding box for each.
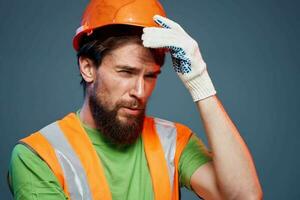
[20,113,112,200]
[142,117,172,200]
[143,117,193,200]
[173,122,193,200]
[20,131,70,199]
[57,113,111,200]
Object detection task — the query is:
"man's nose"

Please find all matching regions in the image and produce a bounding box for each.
[129,76,145,100]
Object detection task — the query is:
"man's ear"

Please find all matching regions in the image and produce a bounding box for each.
[78,56,97,84]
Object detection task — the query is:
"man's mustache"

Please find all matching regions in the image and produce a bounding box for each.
[117,100,145,110]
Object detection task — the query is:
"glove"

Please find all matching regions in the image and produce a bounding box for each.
[142,15,217,102]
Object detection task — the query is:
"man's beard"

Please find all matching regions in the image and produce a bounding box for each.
[89,89,146,146]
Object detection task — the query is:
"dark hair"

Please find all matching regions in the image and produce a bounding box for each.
[76,25,166,95]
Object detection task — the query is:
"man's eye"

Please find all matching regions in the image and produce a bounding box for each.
[119,70,131,74]
[145,74,157,79]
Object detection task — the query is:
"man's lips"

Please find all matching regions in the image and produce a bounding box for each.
[121,107,144,115]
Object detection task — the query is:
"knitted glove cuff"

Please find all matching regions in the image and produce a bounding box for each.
[183,69,217,102]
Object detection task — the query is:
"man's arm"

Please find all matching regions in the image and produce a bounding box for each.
[142,15,263,199]
[190,95,263,199]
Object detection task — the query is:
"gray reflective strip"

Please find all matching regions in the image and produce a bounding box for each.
[154,118,177,192]
[40,122,93,200]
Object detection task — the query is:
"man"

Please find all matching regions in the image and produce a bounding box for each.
[8,0,262,199]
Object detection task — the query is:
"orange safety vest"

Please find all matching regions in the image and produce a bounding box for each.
[20,113,192,200]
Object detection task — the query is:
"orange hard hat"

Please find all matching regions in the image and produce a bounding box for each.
[73,0,167,51]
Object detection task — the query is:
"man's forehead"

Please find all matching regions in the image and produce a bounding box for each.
[105,43,160,71]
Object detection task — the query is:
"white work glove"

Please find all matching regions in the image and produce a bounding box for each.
[142,15,217,102]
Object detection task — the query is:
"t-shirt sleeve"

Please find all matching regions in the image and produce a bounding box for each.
[8,144,68,200]
[178,133,212,190]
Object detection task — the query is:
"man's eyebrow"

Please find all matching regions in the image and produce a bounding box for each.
[116,65,161,75]
[116,65,138,71]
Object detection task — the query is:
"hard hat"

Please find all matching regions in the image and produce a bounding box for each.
[73,0,166,51]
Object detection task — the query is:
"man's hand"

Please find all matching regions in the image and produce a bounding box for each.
[142,15,216,102]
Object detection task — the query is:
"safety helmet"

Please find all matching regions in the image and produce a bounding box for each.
[73,0,166,51]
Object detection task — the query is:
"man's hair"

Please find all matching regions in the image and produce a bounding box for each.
[76,25,166,95]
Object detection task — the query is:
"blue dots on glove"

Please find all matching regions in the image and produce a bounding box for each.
[155,18,192,74]
[168,46,192,74]
[155,19,170,29]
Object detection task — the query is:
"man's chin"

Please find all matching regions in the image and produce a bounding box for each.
[89,93,146,145]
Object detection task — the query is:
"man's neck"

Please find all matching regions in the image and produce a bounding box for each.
[79,98,97,129]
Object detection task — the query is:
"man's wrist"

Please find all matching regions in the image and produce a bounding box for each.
[184,70,217,102]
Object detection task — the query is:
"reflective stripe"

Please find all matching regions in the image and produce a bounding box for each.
[40,122,93,200]
[154,118,177,191]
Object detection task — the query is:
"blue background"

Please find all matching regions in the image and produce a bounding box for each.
[0,0,299,199]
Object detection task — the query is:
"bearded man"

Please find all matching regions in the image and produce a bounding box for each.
[8,0,262,199]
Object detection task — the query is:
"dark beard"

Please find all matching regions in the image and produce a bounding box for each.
[89,93,145,146]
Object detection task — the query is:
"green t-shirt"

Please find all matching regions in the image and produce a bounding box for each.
[8,113,212,200]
